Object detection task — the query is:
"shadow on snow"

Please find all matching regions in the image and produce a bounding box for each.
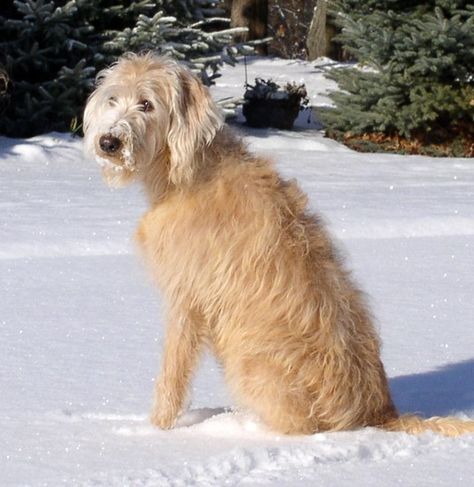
[389,358,474,417]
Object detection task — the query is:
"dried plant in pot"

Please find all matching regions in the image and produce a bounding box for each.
[243,78,309,130]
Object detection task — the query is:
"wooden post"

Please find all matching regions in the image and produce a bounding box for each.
[306,0,327,59]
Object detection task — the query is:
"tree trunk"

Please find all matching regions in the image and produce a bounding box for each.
[306,0,327,59]
[306,0,344,60]
[230,0,268,53]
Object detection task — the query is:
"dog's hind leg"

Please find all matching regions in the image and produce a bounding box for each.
[230,354,318,435]
[150,307,206,429]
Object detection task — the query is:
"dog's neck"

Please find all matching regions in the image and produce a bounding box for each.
[140,147,173,206]
[140,126,245,207]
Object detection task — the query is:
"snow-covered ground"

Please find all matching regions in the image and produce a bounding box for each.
[1,58,473,486]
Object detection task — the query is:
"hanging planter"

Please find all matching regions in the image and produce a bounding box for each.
[242,78,309,130]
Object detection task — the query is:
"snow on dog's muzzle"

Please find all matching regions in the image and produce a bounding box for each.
[96,121,136,172]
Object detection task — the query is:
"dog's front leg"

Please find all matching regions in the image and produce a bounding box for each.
[151,308,205,429]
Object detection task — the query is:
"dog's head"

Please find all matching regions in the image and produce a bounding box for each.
[83,53,223,188]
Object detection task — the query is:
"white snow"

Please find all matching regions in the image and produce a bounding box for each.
[1,58,473,486]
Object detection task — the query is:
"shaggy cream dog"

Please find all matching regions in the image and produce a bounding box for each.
[84,53,474,437]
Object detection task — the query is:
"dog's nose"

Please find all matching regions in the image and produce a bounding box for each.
[99,134,121,154]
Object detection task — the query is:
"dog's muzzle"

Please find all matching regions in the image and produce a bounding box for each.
[99,134,122,154]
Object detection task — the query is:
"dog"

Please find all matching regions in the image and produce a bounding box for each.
[83,53,474,436]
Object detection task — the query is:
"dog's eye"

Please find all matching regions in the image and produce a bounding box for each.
[139,99,153,112]
[108,96,117,106]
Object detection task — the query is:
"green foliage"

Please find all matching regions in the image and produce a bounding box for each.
[322,1,474,140]
[0,0,96,136]
[0,0,252,137]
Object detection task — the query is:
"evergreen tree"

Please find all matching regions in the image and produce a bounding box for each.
[0,0,97,136]
[321,1,474,146]
[0,0,251,137]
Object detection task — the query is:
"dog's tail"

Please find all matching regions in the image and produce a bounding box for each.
[380,414,474,437]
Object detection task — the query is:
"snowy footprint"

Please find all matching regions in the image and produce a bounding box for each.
[61,407,267,437]
[175,406,229,427]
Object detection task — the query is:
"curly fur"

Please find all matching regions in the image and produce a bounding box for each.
[83,53,474,437]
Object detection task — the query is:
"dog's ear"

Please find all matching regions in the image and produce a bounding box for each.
[167,66,223,185]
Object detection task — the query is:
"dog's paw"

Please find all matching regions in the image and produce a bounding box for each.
[150,409,178,430]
